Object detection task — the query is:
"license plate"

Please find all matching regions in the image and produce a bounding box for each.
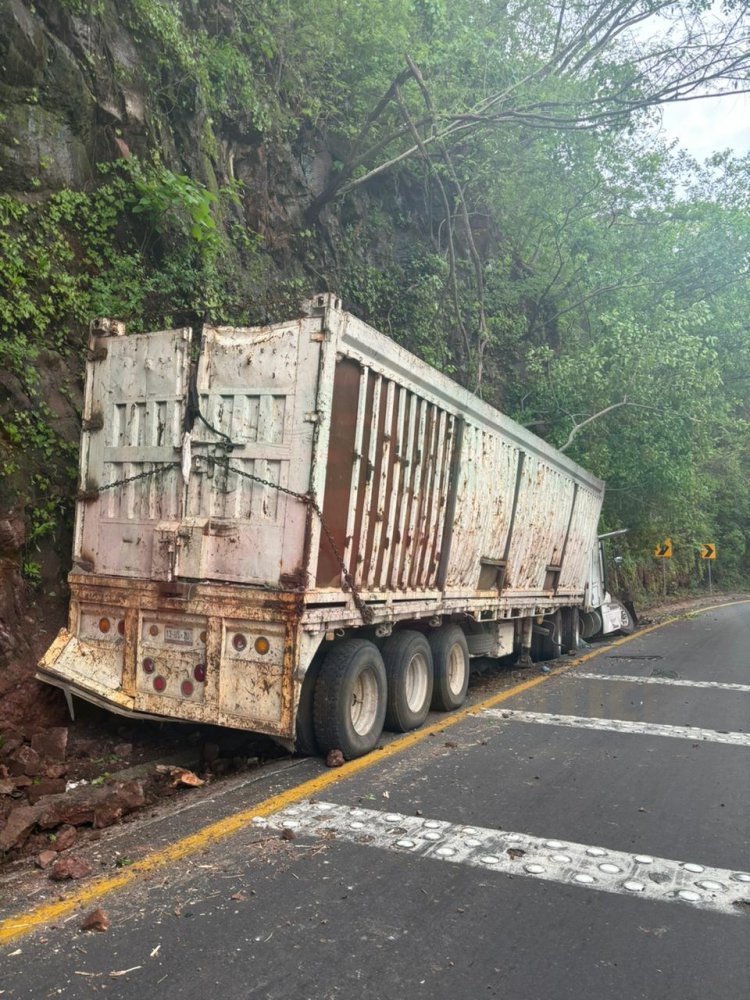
[165,626,193,646]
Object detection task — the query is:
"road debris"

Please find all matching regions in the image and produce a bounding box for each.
[80,908,110,932]
[110,966,142,977]
[48,855,93,881]
[325,750,345,768]
[156,765,205,787]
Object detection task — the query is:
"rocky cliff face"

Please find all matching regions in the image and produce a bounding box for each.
[0,0,346,681]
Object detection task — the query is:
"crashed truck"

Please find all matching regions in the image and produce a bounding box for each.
[38,294,633,759]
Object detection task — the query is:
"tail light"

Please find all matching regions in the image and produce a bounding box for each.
[194,664,206,683]
[232,633,247,652]
[99,618,111,634]
[142,658,155,674]
[254,636,270,655]
[153,676,167,693]
[117,619,125,636]
[181,680,194,698]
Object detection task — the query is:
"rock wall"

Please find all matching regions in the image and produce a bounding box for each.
[0,1,354,688]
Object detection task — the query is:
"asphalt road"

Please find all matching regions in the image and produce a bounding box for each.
[1,601,749,999]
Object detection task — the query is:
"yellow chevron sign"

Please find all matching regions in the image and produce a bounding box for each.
[654,538,672,558]
[700,544,716,560]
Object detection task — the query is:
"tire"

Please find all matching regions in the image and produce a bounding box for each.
[382,631,434,733]
[429,625,470,711]
[313,639,387,759]
[532,610,562,660]
[617,601,636,636]
[580,609,603,641]
[294,658,321,756]
[560,607,581,654]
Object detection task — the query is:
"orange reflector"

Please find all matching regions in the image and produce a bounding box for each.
[254,636,270,655]
[99,618,111,633]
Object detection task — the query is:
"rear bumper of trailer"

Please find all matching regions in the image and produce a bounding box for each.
[38,576,303,739]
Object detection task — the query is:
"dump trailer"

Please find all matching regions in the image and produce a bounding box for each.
[39,294,631,758]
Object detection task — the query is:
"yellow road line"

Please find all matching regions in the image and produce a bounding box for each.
[1,598,747,944]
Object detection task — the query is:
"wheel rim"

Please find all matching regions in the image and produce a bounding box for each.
[350,668,380,736]
[405,652,430,712]
[447,642,466,696]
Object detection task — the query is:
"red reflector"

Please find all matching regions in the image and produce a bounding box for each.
[232,633,247,652]
[181,680,194,698]
[194,664,206,683]
[142,658,155,674]
[153,676,167,692]
[117,619,126,636]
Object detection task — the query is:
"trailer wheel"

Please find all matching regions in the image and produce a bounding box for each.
[294,659,321,756]
[532,610,562,661]
[313,639,387,759]
[580,609,603,641]
[560,608,581,654]
[429,625,470,711]
[382,631,434,732]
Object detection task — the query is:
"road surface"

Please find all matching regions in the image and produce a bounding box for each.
[1,600,748,998]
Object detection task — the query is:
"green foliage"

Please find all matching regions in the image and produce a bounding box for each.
[2,0,748,602]
[0,154,264,566]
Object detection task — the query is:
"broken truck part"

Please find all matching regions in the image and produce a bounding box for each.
[38,294,631,758]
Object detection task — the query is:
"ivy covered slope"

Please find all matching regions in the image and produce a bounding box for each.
[0,0,748,649]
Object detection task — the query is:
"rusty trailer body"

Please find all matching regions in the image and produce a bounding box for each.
[39,295,614,754]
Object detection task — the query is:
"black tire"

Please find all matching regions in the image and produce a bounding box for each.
[382,631,434,732]
[313,639,387,759]
[429,625,470,711]
[532,610,562,660]
[560,607,581,654]
[294,658,321,756]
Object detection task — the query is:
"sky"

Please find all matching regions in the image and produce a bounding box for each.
[660,92,750,160]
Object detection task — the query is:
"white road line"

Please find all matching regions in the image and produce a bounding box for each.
[575,672,750,693]
[253,802,750,916]
[484,708,750,746]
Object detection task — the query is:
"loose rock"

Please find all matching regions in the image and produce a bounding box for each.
[325,749,345,768]
[0,804,44,853]
[80,908,110,932]
[49,855,92,881]
[27,778,67,805]
[31,727,68,762]
[8,745,42,778]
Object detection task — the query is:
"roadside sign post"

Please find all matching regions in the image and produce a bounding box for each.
[654,538,672,599]
[699,544,716,595]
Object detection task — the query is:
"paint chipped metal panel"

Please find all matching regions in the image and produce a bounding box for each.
[184,322,321,585]
[504,457,576,593]
[444,427,520,590]
[75,328,190,578]
[557,486,602,594]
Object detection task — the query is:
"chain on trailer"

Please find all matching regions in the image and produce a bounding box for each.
[76,456,374,625]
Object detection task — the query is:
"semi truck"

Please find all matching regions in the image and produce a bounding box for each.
[38,294,633,758]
